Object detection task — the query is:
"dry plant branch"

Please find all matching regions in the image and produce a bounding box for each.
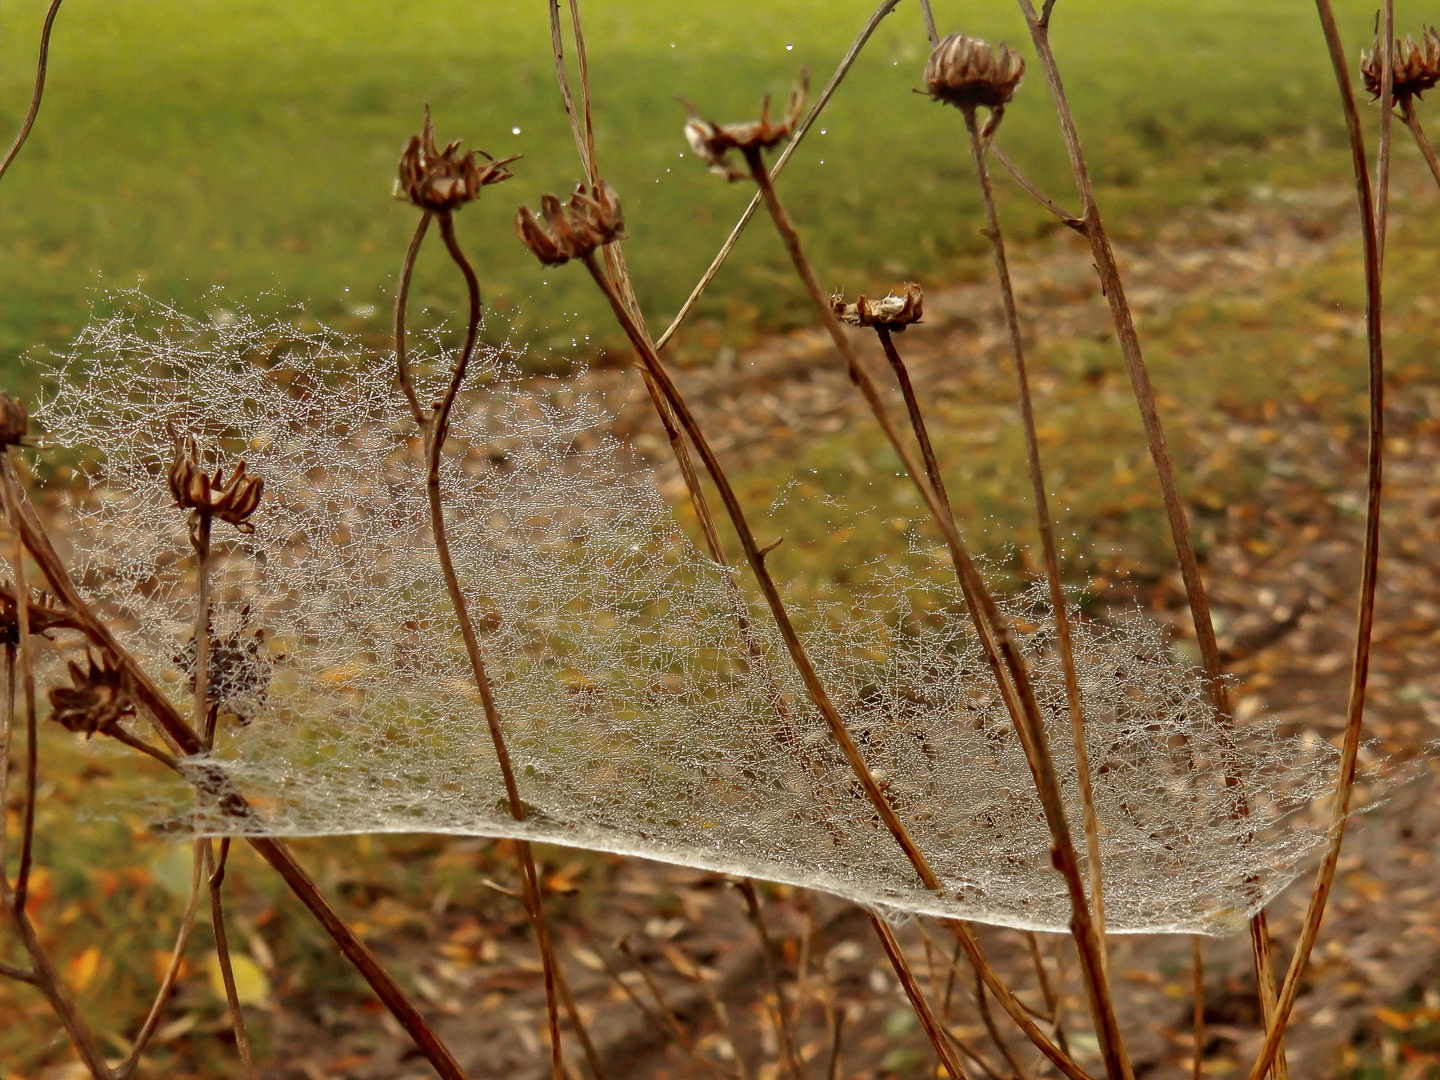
[1244,3,1386,1074]
[654,0,903,352]
[974,964,1029,1080]
[1376,0,1395,267]
[1400,97,1440,189]
[1190,936,1205,1080]
[917,0,939,47]
[733,880,802,1080]
[205,838,257,1079]
[615,937,734,1080]
[868,913,970,1079]
[0,457,471,1080]
[988,144,1082,229]
[1024,931,1068,1056]
[0,0,65,184]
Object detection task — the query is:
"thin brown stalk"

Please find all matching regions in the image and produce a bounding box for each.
[0,0,65,184]
[1376,0,1395,267]
[0,957,38,984]
[824,1005,846,1080]
[615,937,733,1079]
[664,945,749,1080]
[191,511,215,749]
[3,485,39,915]
[1,637,13,879]
[553,960,609,1080]
[394,212,433,429]
[115,839,205,1079]
[735,880,802,1080]
[917,0,938,45]
[974,966,1029,1080]
[0,458,471,1080]
[958,101,1107,957]
[1248,910,1286,1080]
[423,208,565,1079]
[579,253,1091,1080]
[741,148,1128,1080]
[205,838,257,1079]
[869,912,970,1079]
[1400,98,1440,191]
[1245,3,1385,1074]
[988,145,1083,230]
[1014,1,1283,1062]
[1024,931,1069,1056]
[1190,936,1204,1080]
[654,0,903,352]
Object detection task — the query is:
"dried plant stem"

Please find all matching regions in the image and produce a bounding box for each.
[0,458,471,1080]
[741,148,1128,1080]
[825,1007,846,1080]
[1244,4,1385,1075]
[205,838,257,1079]
[655,0,903,351]
[1248,911,1286,1080]
[735,880,802,1080]
[421,208,566,1080]
[191,511,216,748]
[579,253,1091,1080]
[974,964,1029,1080]
[394,212,433,428]
[988,145,1083,230]
[1400,98,1440,191]
[1190,936,1205,1080]
[1376,0,1395,267]
[0,641,13,876]
[553,961,609,1080]
[0,464,113,1079]
[0,0,65,184]
[959,103,1106,955]
[115,839,205,1079]
[1025,931,1069,1056]
[615,938,734,1079]
[917,0,938,45]
[869,913,970,1079]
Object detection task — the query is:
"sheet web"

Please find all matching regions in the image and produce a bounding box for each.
[31,298,1341,935]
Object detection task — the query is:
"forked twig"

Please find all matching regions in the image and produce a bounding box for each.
[1244,3,1385,1075]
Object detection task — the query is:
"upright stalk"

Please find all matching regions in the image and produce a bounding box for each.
[740,147,1130,1080]
[958,100,1106,952]
[191,511,215,747]
[869,913,970,1079]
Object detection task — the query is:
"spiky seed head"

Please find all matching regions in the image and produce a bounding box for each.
[514,181,625,266]
[0,393,28,449]
[168,436,264,532]
[831,283,925,330]
[396,106,518,213]
[49,652,134,737]
[1361,26,1440,102]
[680,70,809,181]
[925,33,1025,110]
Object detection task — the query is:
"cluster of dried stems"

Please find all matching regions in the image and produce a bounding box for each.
[1,0,1433,1077]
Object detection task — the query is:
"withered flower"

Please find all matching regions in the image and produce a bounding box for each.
[1361,27,1440,102]
[396,106,518,213]
[924,33,1025,110]
[50,652,134,737]
[168,436,264,532]
[0,392,28,449]
[175,607,273,724]
[681,71,809,181]
[831,284,925,330]
[515,181,625,266]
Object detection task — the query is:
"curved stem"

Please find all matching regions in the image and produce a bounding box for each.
[1401,98,1440,193]
[959,103,1106,956]
[1245,3,1385,1075]
[205,839,257,1078]
[394,212,433,429]
[0,0,66,185]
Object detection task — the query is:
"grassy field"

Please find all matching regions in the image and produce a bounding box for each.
[0,0,1385,392]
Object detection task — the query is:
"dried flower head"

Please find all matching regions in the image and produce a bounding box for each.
[514,181,625,266]
[49,652,134,737]
[681,70,809,181]
[831,283,925,330]
[396,106,518,213]
[925,33,1025,110]
[0,392,28,449]
[1361,26,1440,102]
[168,436,264,532]
[174,607,273,724]
[1,585,70,644]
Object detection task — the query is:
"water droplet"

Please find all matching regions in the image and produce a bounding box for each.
[820,128,827,135]
[785,42,793,51]
[670,41,676,48]
[512,126,521,135]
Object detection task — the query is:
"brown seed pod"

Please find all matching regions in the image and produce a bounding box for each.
[924,33,1025,110]
[174,606,273,724]
[49,652,135,738]
[168,436,264,532]
[1361,26,1440,102]
[831,283,925,330]
[515,181,625,266]
[680,70,809,181]
[396,105,518,213]
[0,392,28,449]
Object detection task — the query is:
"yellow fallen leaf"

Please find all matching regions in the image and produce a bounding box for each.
[207,952,270,1006]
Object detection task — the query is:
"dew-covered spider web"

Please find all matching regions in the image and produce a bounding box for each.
[29,296,1348,935]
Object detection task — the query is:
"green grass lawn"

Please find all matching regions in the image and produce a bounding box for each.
[0,0,1385,393]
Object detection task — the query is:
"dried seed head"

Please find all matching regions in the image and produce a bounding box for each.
[175,607,273,724]
[49,652,134,738]
[168,436,264,532]
[925,33,1025,110]
[396,106,518,213]
[1361,26,1440,102]
[0,392,28,449]
[681,70,809,181]
[831,283,925,330]
[514,181,626,265]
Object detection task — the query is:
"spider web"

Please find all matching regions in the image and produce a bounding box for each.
[29,295,1346,935]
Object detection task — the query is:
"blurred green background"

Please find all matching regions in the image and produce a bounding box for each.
[0,0,1384,390]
